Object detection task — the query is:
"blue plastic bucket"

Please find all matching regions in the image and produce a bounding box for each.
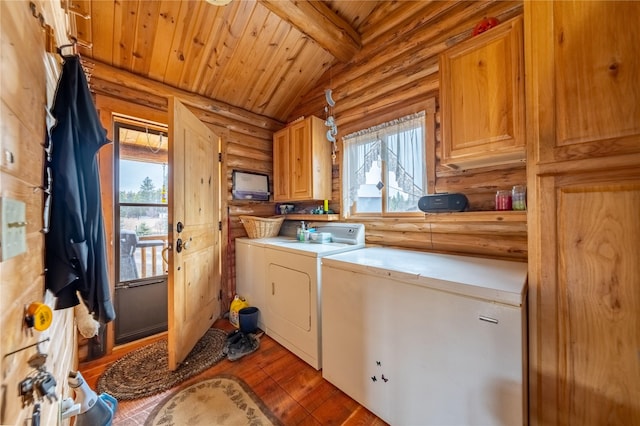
[238,306,259,334]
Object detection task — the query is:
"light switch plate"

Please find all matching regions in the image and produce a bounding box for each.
[0,197,27,262]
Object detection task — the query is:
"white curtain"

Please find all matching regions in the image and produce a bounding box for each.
[342,111,425,215]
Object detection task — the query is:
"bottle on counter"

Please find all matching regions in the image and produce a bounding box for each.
[512,185,527,210]
[495,190,512,211]
[297,221,306,241]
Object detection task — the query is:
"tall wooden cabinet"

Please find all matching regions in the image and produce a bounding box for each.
[273,116,332,202]
[526,2,640,424]
[440,16,525,169]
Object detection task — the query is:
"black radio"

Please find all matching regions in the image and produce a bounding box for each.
[418,193,468,213]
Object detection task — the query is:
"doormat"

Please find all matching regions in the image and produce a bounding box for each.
[97,328,227,400]
[145,375,282,426]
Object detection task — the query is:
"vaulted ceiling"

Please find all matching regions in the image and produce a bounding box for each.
[70,0,386,122]
[68,1,521,125]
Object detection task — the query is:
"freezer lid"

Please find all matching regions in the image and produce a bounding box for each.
[321,247,528,306]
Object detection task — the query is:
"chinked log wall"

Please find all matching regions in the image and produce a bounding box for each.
[290,0,527,261]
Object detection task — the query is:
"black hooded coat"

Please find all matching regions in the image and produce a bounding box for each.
[45,55,115,323]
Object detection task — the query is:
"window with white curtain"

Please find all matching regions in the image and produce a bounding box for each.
[343,111,427,216]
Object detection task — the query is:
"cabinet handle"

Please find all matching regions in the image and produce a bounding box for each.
[479,315,499,324]
[272,282,275,295]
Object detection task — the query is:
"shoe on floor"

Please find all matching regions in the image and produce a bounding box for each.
[227,332,260,361]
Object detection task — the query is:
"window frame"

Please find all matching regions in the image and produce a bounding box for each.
[341,98,436,219]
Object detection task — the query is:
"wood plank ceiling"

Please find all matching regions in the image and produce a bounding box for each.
[70,0,381,122]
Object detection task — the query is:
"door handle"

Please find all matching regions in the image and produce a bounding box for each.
[176,238,191,253]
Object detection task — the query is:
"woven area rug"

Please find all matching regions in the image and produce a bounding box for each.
[145,375,282,426]
[97,328,227,400]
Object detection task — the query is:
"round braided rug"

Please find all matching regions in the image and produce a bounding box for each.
[97,328,227,400]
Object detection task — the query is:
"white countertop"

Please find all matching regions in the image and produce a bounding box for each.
[321,247,528,306]
[236,237,365,257]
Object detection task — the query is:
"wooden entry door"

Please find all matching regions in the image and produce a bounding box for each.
[167,97,221,371]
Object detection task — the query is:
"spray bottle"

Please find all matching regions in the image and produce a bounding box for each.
[61,371,117,426]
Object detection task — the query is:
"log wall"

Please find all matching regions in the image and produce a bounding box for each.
[289,1,527,261]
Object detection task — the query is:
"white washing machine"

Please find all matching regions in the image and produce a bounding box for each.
[236,222,365,369]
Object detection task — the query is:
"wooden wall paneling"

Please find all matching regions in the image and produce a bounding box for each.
[232,13,289,109]
[1,2,76,425]
[0,99,46,184]
[161,1,202,88]
[244,25,308,115]
[129,1,162,76]
[70,0,91,48]
[0,174,47,321]
[110,0,126,68]
[82,0,114,64]
[250,33,311,118]
[176,2,220,92]
[214,3,271,104]
[146,1,182,81]
[271,45,334,121]
[203,0,261,97]
[0,7,47,140]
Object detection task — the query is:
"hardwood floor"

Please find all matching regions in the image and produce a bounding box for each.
[79,319,387,425]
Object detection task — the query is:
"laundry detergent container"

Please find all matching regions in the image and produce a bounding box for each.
[238,307,259,334]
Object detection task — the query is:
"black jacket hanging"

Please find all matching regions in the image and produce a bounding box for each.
[45,55,115,323]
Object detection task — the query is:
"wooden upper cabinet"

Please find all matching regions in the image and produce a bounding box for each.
[440,16,525,169]
[529,1,640,165]
[273,116,332,202]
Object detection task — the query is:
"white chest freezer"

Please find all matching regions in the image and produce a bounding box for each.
[321,247,528,426]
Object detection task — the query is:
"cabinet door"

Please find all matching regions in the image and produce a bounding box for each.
[321,267,392,422]
[440,16,525,168]
[273,128,290,201]
[528,1,640,165]
[530,170,640,424]
[289,120,313,200]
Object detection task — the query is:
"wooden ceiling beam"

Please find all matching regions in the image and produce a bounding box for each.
[258,0,361,63]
